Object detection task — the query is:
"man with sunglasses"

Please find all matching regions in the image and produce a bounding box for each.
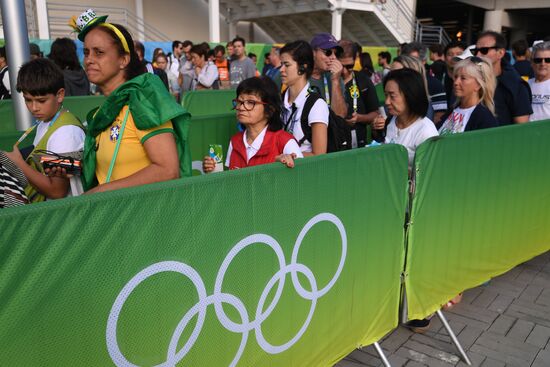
[309,33,348,118]
[474,31,532,125]
[528,41,550,121]
[338,40,379,147]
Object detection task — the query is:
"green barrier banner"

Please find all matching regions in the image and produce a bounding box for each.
[406,122,550,320]
[182,89,236,117]
[0,146,409,366]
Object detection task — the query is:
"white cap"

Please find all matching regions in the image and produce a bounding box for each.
[453,45,475,61]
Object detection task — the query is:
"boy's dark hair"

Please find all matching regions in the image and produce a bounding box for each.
[182,40,193,48]
[232,36,246,47]
[512,39,528,56]
[214,45,225,55]
[17,58,64,96]
[248,52,257,59]
[0,46,6,59]
[378,51,391,63]
[477,31,506,49]
[429,44,444,56]
[236,76,283,131]
[49,38,82,71]
[280,40,314,79]
[383,68,428,118]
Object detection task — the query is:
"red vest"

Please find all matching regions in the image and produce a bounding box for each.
[229,129,296,170]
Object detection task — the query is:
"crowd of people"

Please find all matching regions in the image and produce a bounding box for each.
[1,8,550,211]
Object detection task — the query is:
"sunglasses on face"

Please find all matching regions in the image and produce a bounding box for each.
[342,64,355,70]
[232,99,269,111]
[319,48,341,58]
[471,46,499,55]
[533,57,550,64]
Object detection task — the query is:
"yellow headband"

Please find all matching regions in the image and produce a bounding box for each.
[100,23,130,54]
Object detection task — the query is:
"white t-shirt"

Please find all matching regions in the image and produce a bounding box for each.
[528,78,550,122]
[438,105,476,135]
[282,83,329,153]
[225,126,303,167]
[33,122,85,153]
[385,116,438,165]
[32,118,85,197]
[1,66,10,93]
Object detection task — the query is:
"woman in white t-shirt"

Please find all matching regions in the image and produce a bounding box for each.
[279,40,329,156]
[373,68,438,168]
[438,56,498,134]
[528,41,550,122]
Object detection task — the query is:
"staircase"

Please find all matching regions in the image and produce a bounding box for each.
[218,0,416,46]
[414,21,451,46]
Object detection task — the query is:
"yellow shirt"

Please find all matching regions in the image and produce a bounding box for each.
[95,106,174,184]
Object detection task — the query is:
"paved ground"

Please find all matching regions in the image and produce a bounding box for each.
[336,251,550,367]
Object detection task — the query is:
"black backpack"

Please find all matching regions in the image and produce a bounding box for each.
[299,92,352,152]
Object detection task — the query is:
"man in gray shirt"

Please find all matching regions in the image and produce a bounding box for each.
[230,36,257,88]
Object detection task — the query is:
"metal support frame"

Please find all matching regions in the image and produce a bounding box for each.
[0,0,33,130]
[436,310,472,366]
[373,342,392,367]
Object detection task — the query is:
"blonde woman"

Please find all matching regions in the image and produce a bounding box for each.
[438,56,498,134]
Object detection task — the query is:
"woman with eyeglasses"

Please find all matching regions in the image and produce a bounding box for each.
[279,40,329,155]
[438,56,498,134]
[528,41,550,122]
[202,76,302,172]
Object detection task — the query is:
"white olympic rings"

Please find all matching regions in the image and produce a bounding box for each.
[106,212,347,366]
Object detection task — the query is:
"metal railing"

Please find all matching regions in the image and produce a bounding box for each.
[46,3,171,41]
[415,21,451,46]
[374,0,416,42]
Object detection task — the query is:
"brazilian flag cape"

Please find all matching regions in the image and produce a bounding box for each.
[82,73,191,191]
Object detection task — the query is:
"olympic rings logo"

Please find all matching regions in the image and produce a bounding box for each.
[106,213,347,366]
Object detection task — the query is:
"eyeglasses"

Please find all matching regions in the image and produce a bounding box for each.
[342,64,355,70]
[533,57,550,64]
[232,99,269,111]
[471,46,499,55]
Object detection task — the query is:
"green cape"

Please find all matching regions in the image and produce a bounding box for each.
[82,73,191,190]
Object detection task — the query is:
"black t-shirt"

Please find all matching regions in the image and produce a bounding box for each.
[429,60,446,81]
[495,60,533,125]
[344,70,379,147]
[513,60,534,80]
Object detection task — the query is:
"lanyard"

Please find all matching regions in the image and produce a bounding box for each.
[284,103,298,134]
[15,108,63,146]
[349,73,359,113]
[105,107,130,183]
[323,74,330,107]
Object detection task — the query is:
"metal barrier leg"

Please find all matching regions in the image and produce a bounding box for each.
[373,342,392,367]
[436,310,472,366]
